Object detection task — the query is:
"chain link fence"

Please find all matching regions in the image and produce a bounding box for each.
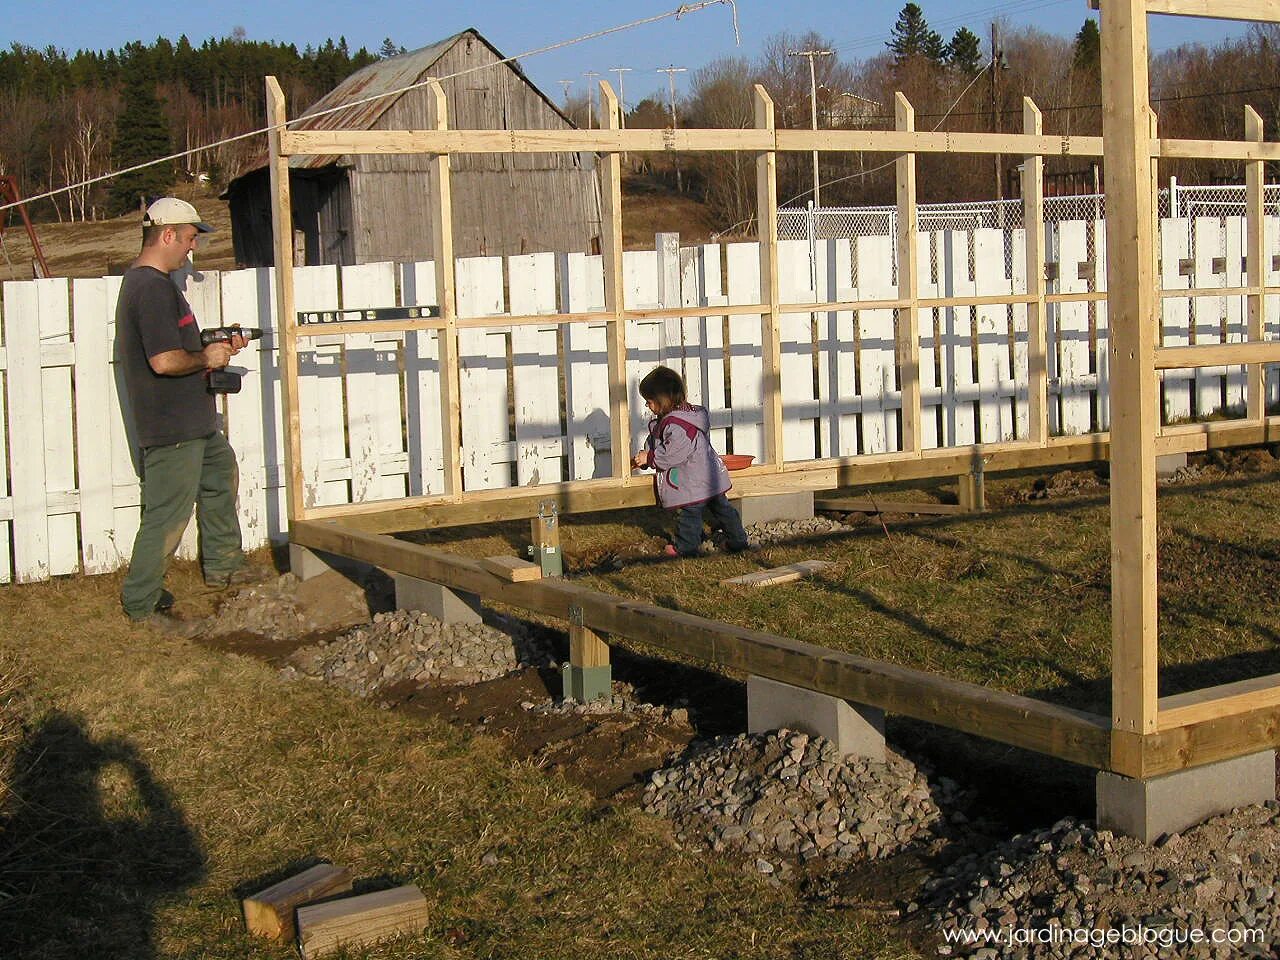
[780,182,1280,281]
[779,183,1280,243]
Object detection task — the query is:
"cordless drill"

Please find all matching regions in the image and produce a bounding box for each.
[200,325,263,394]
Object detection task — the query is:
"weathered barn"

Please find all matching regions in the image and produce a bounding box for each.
[227,29,601,266]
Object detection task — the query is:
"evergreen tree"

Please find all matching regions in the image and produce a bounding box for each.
[946,27,984,76]
[1074,18,1101,73]
[378,37,401,59]
[108,75,172,216]
[888,4,945,65]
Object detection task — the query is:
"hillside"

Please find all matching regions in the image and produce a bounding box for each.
[0,178,720,284]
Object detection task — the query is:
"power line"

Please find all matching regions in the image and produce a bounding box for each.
[1,0,742,215]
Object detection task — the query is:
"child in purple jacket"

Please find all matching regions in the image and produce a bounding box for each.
[632,365,750,558]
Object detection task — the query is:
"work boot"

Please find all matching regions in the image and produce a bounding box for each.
[131,611,200,639]
[204,563,274,590]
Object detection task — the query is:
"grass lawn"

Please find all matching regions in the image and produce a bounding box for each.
[0,565,911,959]
[2,453,1277,958]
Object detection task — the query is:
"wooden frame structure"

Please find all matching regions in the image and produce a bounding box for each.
[271,0,1280,783]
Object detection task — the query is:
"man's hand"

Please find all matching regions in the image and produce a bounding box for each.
[202,341,234,370]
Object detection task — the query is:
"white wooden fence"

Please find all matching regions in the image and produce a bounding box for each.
[2,217,1277,584]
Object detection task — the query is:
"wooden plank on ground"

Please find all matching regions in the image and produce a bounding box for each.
[814,498,965,516]
[297,884,428,959]
[721,560,831,588]
[243,863,353,942]
[480,555,542,582]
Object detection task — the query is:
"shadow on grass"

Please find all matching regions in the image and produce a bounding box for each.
[0,712,204,960]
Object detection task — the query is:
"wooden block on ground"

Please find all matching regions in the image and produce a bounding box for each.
[242,863,353,942]
[814,497,964,516]
[297,884,429,959]
[480,555,543,582]
[721,560,832,588]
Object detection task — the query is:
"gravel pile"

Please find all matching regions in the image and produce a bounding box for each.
[746,517,846,547]
[521,682,692,725]
[282,609,557,697]
[917,804,1280,958]
[642,730,965,876]
[201,573,317,641]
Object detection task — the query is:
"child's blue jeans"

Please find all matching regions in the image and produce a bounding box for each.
[673,493,749,556]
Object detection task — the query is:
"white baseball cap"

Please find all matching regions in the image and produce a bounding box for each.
[143,197,214,233]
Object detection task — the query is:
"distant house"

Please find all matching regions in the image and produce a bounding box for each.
[226,29,601,267]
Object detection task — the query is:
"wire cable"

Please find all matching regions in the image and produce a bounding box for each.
[0,0,740,216]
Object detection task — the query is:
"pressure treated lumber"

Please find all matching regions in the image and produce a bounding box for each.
[1158,672,1280,731]
[243,863,353,942]
[598,80,630,481]
[297,885,428,959]
[814,498,965,516]
[896,93,922,454]
[479,556,542,582]
[290,519,1111,770]
[721,560,831,588]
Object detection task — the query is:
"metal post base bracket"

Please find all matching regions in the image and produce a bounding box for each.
[562,664,612,703]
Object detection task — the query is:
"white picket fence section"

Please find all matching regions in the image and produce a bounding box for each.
[2,217,1278,584]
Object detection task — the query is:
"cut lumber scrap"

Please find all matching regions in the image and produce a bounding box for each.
[815,498,965,516]
[479,555,542,582]
[297,885,428,959]
[242,863,353,942]
[721,560,831,588]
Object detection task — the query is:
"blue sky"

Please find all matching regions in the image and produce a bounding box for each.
[9,0,1249,107]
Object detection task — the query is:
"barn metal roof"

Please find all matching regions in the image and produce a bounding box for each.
[282,28,569,171]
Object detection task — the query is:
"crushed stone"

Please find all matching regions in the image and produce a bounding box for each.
[641,730,967,877]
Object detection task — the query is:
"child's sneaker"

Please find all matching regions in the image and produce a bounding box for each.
[662,544,679,558]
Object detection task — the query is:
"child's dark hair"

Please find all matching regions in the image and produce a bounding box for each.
[639,365,686,407]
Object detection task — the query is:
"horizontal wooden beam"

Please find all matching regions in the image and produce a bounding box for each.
[1159,672,1280,730]
[291,519,1112,768]
[1147,0,1280,22]
[282,128,773,156]
[1120,698,1280,778]
[281,127,1106,160]
[775,130,1104,157]
[1155,137,1280,162]
[1154,340,1280,370]
[303,416,1280,532]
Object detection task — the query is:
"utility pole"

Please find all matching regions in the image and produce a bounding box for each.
[583,70,600,129]
[990,24,1005,204]
[609,67,632,127]
[657,65,687,191]
[610,66,633,163]
[788,48,833,208]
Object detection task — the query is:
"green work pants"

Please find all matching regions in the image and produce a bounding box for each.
[120,430,244,619]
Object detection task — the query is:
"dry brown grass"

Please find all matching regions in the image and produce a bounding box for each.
[0,561,911,959]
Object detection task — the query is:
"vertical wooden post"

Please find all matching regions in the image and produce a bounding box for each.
[895,93,922,454]
[1022,97,1048,445]
[266,76,303,525]
[426,80,463,496]
[598,80,631,479]
[755,85,783,469]
[1101,0,1159,749]
[1246,105,1266,422]
[570,623,610,670]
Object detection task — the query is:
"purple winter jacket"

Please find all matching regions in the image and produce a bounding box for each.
[641,403,732,509]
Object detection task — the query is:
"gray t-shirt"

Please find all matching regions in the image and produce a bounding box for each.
[115,265,216,447]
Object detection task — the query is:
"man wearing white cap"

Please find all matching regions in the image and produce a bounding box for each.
[116,197,267,632]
